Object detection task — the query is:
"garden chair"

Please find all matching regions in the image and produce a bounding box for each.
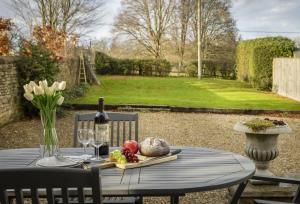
[73,112,141,204]
[73,112,139,147]
[230,175,300,204]
[0,167,102,204]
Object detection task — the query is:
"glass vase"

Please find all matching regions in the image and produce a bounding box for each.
[40,109,60,157]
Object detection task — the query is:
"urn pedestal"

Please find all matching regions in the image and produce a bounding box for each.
[234,122,291,184]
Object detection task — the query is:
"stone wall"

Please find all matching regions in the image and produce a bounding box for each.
[56,57,80,90]
[0,56,80,127]
[0,57,21,126]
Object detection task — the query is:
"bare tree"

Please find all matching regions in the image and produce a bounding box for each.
[114,0,175,59]
[190,0,236,60]
[8,0,106,35]
[169,0,193,71]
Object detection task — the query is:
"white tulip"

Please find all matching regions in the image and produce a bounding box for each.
[24,92,34,101]
[33,86,44,95]
[23,84,33,93]
[45,86,54,96]
[58,81,66,90]
[29,81,38,88]
[57,96,64,105]
[39,80,48,90]
[51,82,60,91]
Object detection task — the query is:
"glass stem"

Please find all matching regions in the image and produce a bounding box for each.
[83,144,87,154]
[96,147,99,160]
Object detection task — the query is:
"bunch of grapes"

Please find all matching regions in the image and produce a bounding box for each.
[122,148,139,163]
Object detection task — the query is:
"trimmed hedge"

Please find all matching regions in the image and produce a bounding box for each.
[95,52,171,77]
[236,37,295,90]
[187,60,236,79]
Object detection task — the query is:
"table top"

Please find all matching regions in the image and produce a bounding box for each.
[0,147,255,196]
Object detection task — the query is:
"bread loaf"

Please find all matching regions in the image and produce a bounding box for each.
[139,137,170,157]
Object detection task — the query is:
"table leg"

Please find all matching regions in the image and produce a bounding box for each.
[170,195,179,204]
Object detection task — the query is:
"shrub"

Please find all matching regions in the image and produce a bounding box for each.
[185,63,198,77]
[95,52,114,74]
[95,52,172,77]
[64,83,90,101]
[16,41,59,116]
[236,37,295,90]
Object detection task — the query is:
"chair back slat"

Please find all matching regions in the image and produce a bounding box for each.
[91,167,102,204]
[31,188,39,204]
[123,122,126,144]
[74,112,139,147]
[62,187,69,204]
[0,168,102,204]
[73,114,79,147]
[293,185,300,203]
[15,189,24,204]
[116,121,120,146]
[78,187,85,204]
[46,187,54,204]
[135,118,138,141]
[129,121,132,140]
[88,121,94,130]
[0,190,8,204]
[111,121,114,145]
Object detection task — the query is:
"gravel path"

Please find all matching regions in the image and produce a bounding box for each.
[0,111,299,203]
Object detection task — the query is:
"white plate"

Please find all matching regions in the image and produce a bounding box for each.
[36,156,81,167]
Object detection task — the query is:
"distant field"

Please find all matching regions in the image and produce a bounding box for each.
[70,75,300,110]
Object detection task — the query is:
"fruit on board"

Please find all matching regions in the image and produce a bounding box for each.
[109,150,126,164]
[108,149,139,164]
[122,148,139,163]
[117,155,127,164]
[123,140,139,154]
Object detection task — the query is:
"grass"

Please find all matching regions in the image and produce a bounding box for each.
[69,75,300,110]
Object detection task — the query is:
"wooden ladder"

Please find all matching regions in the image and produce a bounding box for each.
[79,51,87,83]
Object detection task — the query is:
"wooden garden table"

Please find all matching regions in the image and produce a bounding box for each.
[0,147,255,204]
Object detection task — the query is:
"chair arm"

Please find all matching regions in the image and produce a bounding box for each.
[252,175,300,185]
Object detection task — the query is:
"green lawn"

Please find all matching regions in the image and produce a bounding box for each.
[70,76,300,110]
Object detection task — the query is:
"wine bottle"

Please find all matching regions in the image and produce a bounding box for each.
[94,97,110,156]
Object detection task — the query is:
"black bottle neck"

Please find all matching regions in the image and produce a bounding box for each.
[95,97,109,124]
[98,98,104,112]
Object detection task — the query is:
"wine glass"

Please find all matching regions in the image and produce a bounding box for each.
[77,129,93,159]
[90,124,109,161]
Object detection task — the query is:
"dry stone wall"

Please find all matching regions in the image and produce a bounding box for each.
[0,57,21,126]
[56,57,80,89]
[0,56,80,127]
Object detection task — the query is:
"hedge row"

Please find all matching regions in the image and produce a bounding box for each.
[95,52,171,77]
[186,60,236,79]
[236,37,294,90]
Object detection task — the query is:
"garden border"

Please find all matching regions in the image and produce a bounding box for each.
[63,104,300,115]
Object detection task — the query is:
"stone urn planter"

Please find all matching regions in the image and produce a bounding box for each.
[234,119,291,184]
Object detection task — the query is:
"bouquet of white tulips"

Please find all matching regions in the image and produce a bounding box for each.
[23,80,66,108]
[23,79,66,157]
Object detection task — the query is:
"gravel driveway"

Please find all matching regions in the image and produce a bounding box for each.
[0,111,299,203]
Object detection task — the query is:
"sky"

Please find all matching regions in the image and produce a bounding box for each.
[231,0,300,40]
[1,0,300,41]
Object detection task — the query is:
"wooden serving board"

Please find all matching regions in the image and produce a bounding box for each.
[89,153,178,170]
[116,154,178,169]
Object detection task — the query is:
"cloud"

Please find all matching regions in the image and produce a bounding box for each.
[1,0,300,41]
[231,0,300,39]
